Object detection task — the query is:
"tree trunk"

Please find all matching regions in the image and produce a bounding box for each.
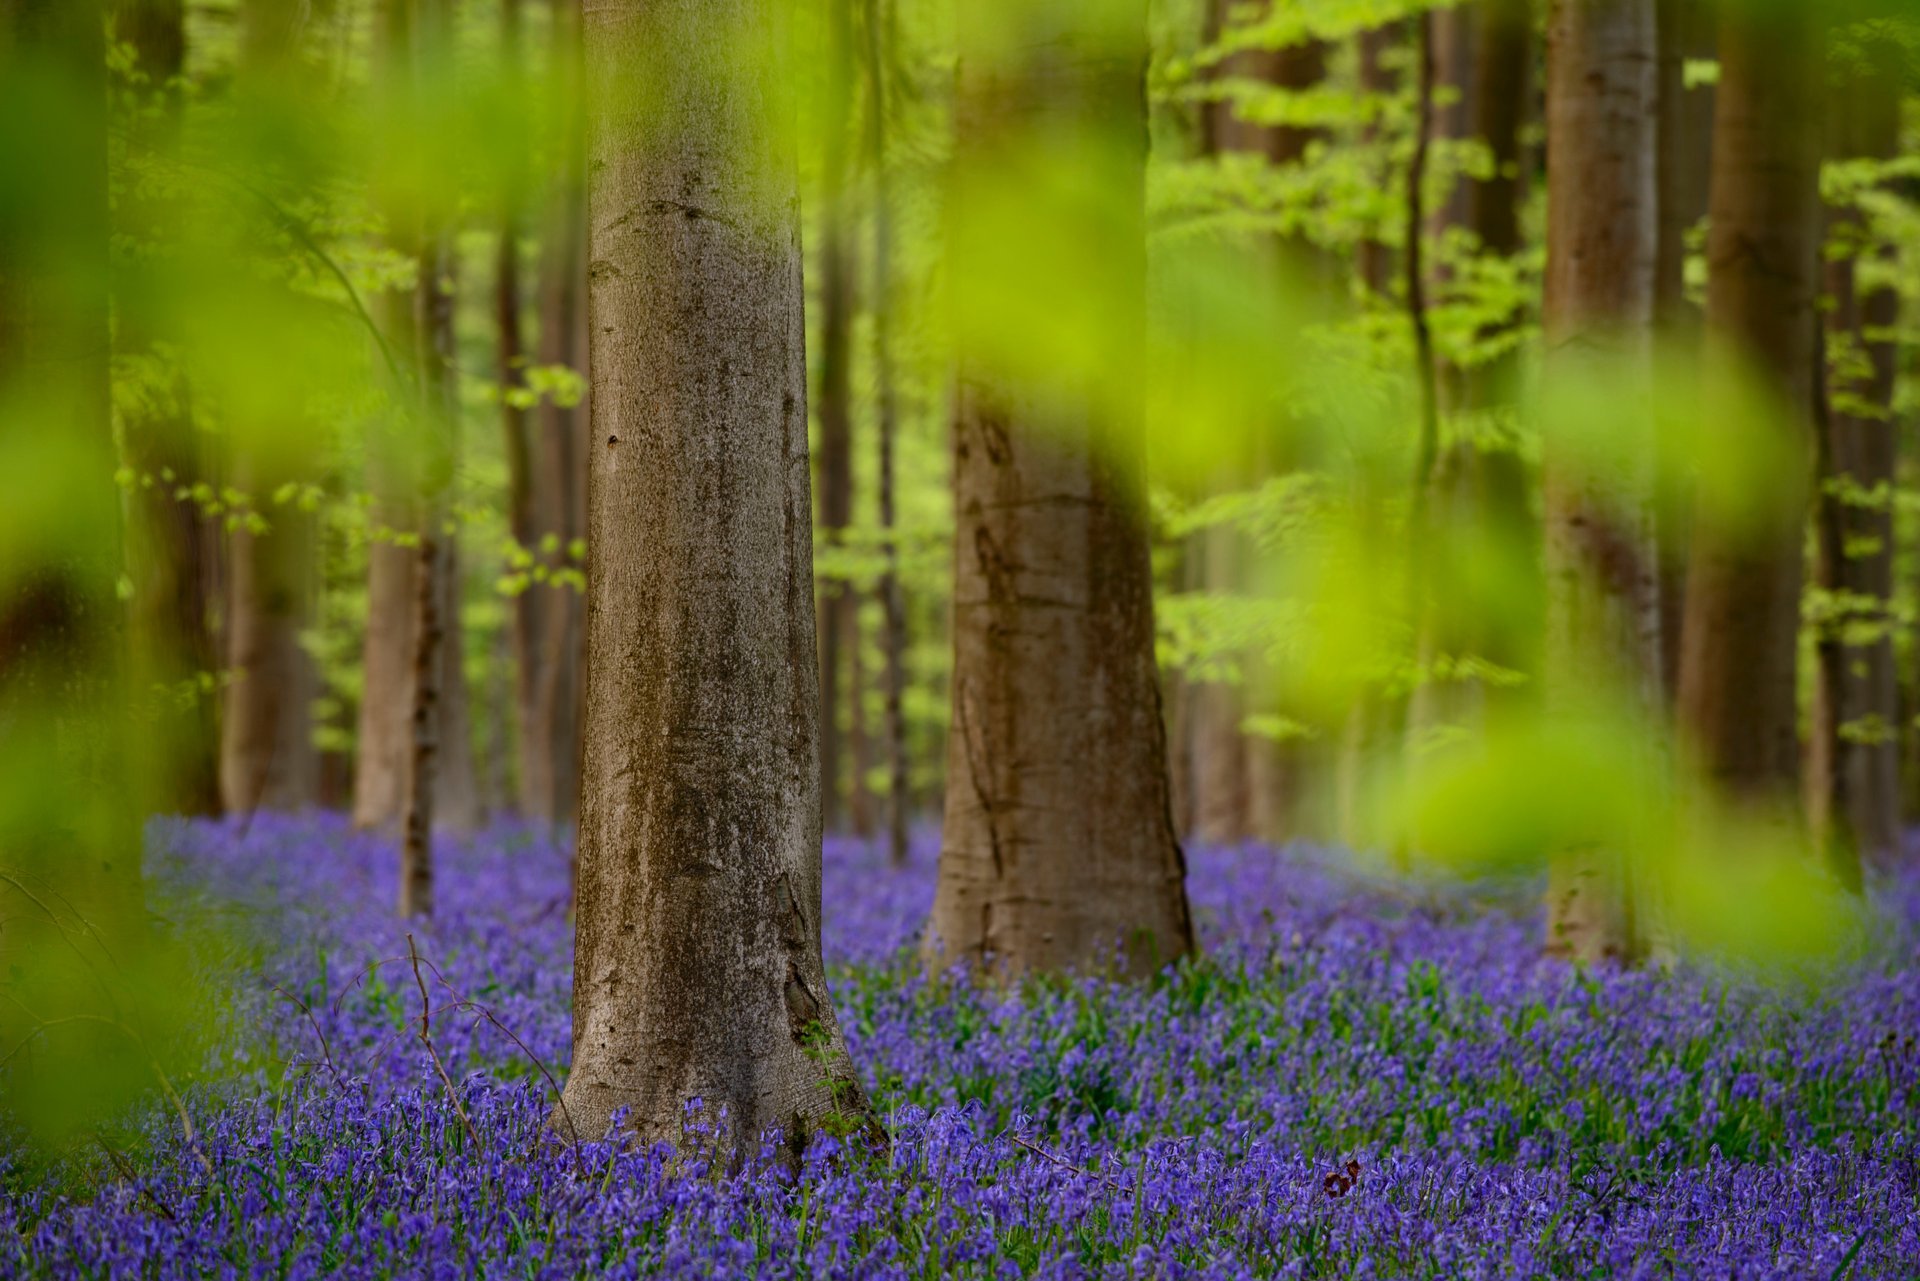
[399,121,472,906]
[220,468,320,814]
[928,0,1194,978]
[862,0,910,866]
[497,0,544,817]
[356,0,477,839]
[115,0,222,818]
[1193,0,1330,845]
[1676,3,1824,818]
[1407,0,1532,754]
[555,0,872,1155]
[1653,0,1714,702]
[1809,43,1900,882]
[816,0,857,837]
[1541,0,1661,965]
[353,497,416,827]
[525,0,588,834]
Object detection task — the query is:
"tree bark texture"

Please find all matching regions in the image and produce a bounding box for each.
[1676,3,1824,815]
[1541,0,1662,965]
[556,0,872,1155]
[1809,45,1901,880]
[929,0,1194,978]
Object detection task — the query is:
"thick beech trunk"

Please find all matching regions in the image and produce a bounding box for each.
[928,0,1194,977]
[1541,0,1661,964]
[1809,47,1900,881]
[1676,4,1824,818]
[556,0,871,1153]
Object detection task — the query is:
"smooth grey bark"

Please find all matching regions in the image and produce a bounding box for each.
[927,0,1194,978]
[555,0,872,1155]
[1541,0,1662,965]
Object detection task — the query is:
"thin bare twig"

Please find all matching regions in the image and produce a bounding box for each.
[266,982,348,1088]
[1008,1133,1123,1193]
[406,933,479,1149]
[95,1134,177,1223]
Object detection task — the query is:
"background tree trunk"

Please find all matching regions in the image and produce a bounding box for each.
[355,0,477,838]
[1676,2,1824,819]
[862,0,910,866]
[556,0,871,1154]
[816,0,858,837]
[116,0,222,818]
[1541,0,1661,965]
[497,0,544,818]
[1809,41,1901,881]
[1653,0,1715,703]
[928,0,1194,978]
[525,0,587,834]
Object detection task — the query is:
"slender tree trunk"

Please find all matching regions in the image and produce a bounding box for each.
[1406,0,1532,755]
[357,0,477,842]
[816,0,858,837]
[1195,0,1329,845]
[527,0,588,835]
[115,0,222,818]
[1809,43,1900,883]
[353,491,416,827]
[555,0,873,1155]
[928,0,1194,978]
[1676,3,1825,819]
[219,0,322,818]
[399,215,462,914]
[1653,0,1714,702]
[861,0,910,866]
[1541,0,1661,964]
[497,0,546,817]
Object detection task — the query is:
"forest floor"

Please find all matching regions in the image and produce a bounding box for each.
[4,816,1918,1278]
